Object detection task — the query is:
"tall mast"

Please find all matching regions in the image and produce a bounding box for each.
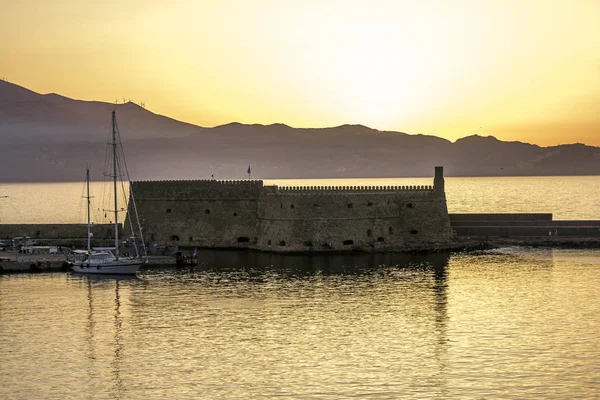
[86,167,91,252]
[112,110,119,259]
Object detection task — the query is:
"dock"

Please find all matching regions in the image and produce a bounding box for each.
[0,251,175,273]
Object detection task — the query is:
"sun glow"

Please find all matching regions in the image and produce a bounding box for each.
[1,0,599,144]
[331,25,429,127]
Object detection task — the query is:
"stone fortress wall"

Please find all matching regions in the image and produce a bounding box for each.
[127,167,452,252]
[128,179,263,249]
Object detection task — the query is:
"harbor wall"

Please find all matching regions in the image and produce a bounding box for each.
[0,224,118,241]
[450,214,600,237]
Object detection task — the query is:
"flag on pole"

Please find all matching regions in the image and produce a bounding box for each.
[192,247,197,258]
[247,165,251,174]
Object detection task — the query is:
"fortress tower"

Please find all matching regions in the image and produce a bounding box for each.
[434,166,445,192]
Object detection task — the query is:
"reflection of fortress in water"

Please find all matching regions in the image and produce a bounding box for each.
[185,248,451,277]
[128,167,451,253]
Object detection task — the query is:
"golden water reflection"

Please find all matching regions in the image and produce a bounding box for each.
[1,249,600,398]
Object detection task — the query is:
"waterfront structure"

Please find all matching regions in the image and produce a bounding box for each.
[127,167,452,252]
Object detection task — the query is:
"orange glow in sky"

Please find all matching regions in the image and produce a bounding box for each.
[1,0,599,145]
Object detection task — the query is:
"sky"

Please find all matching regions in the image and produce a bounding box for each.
[1,0,599,146]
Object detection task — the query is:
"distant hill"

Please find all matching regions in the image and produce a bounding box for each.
[1,80,600,181]
[0,80,203,142]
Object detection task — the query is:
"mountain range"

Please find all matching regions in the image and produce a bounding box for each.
[1,80,599,182]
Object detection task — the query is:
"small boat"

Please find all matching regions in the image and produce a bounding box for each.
[175,251,198,267]
[71,111,146,275]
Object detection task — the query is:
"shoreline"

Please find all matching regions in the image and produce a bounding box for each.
[446,236,600,252]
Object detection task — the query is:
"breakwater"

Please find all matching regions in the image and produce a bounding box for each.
[450,213,600,238]
[0,223,117,245]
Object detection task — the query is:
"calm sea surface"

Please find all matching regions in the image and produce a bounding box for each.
[1,176,600,224]
[1,177,600,399]
[1,249,599,399]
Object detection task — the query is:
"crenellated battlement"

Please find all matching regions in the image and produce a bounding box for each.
[135,179,264,186]
[133,180,436,192]
[275,185,434,192]
[131,179,264,199]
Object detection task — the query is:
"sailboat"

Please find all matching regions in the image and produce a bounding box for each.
[71,111,146,275]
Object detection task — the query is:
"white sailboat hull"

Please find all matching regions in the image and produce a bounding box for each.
[71,260,143,275]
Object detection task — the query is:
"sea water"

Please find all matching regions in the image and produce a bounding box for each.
[1,248,599,399]
[1,176,600,399]
[1,176,600,224]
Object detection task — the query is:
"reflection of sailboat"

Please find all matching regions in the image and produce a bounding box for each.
[72,111,147,275]
[110,278,125,398]
[81,275,136,399]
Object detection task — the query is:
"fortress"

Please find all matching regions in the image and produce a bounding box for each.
[127,166,452,252]
[3,165,600,262]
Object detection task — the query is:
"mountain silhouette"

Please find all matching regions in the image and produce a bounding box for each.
[1,80,599,182]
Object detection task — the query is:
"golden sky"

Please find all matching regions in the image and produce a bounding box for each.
[2,0,599,145]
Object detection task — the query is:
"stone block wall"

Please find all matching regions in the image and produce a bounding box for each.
[128,180,264,248]
[128,167,452,252]
[257,185,450,251]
